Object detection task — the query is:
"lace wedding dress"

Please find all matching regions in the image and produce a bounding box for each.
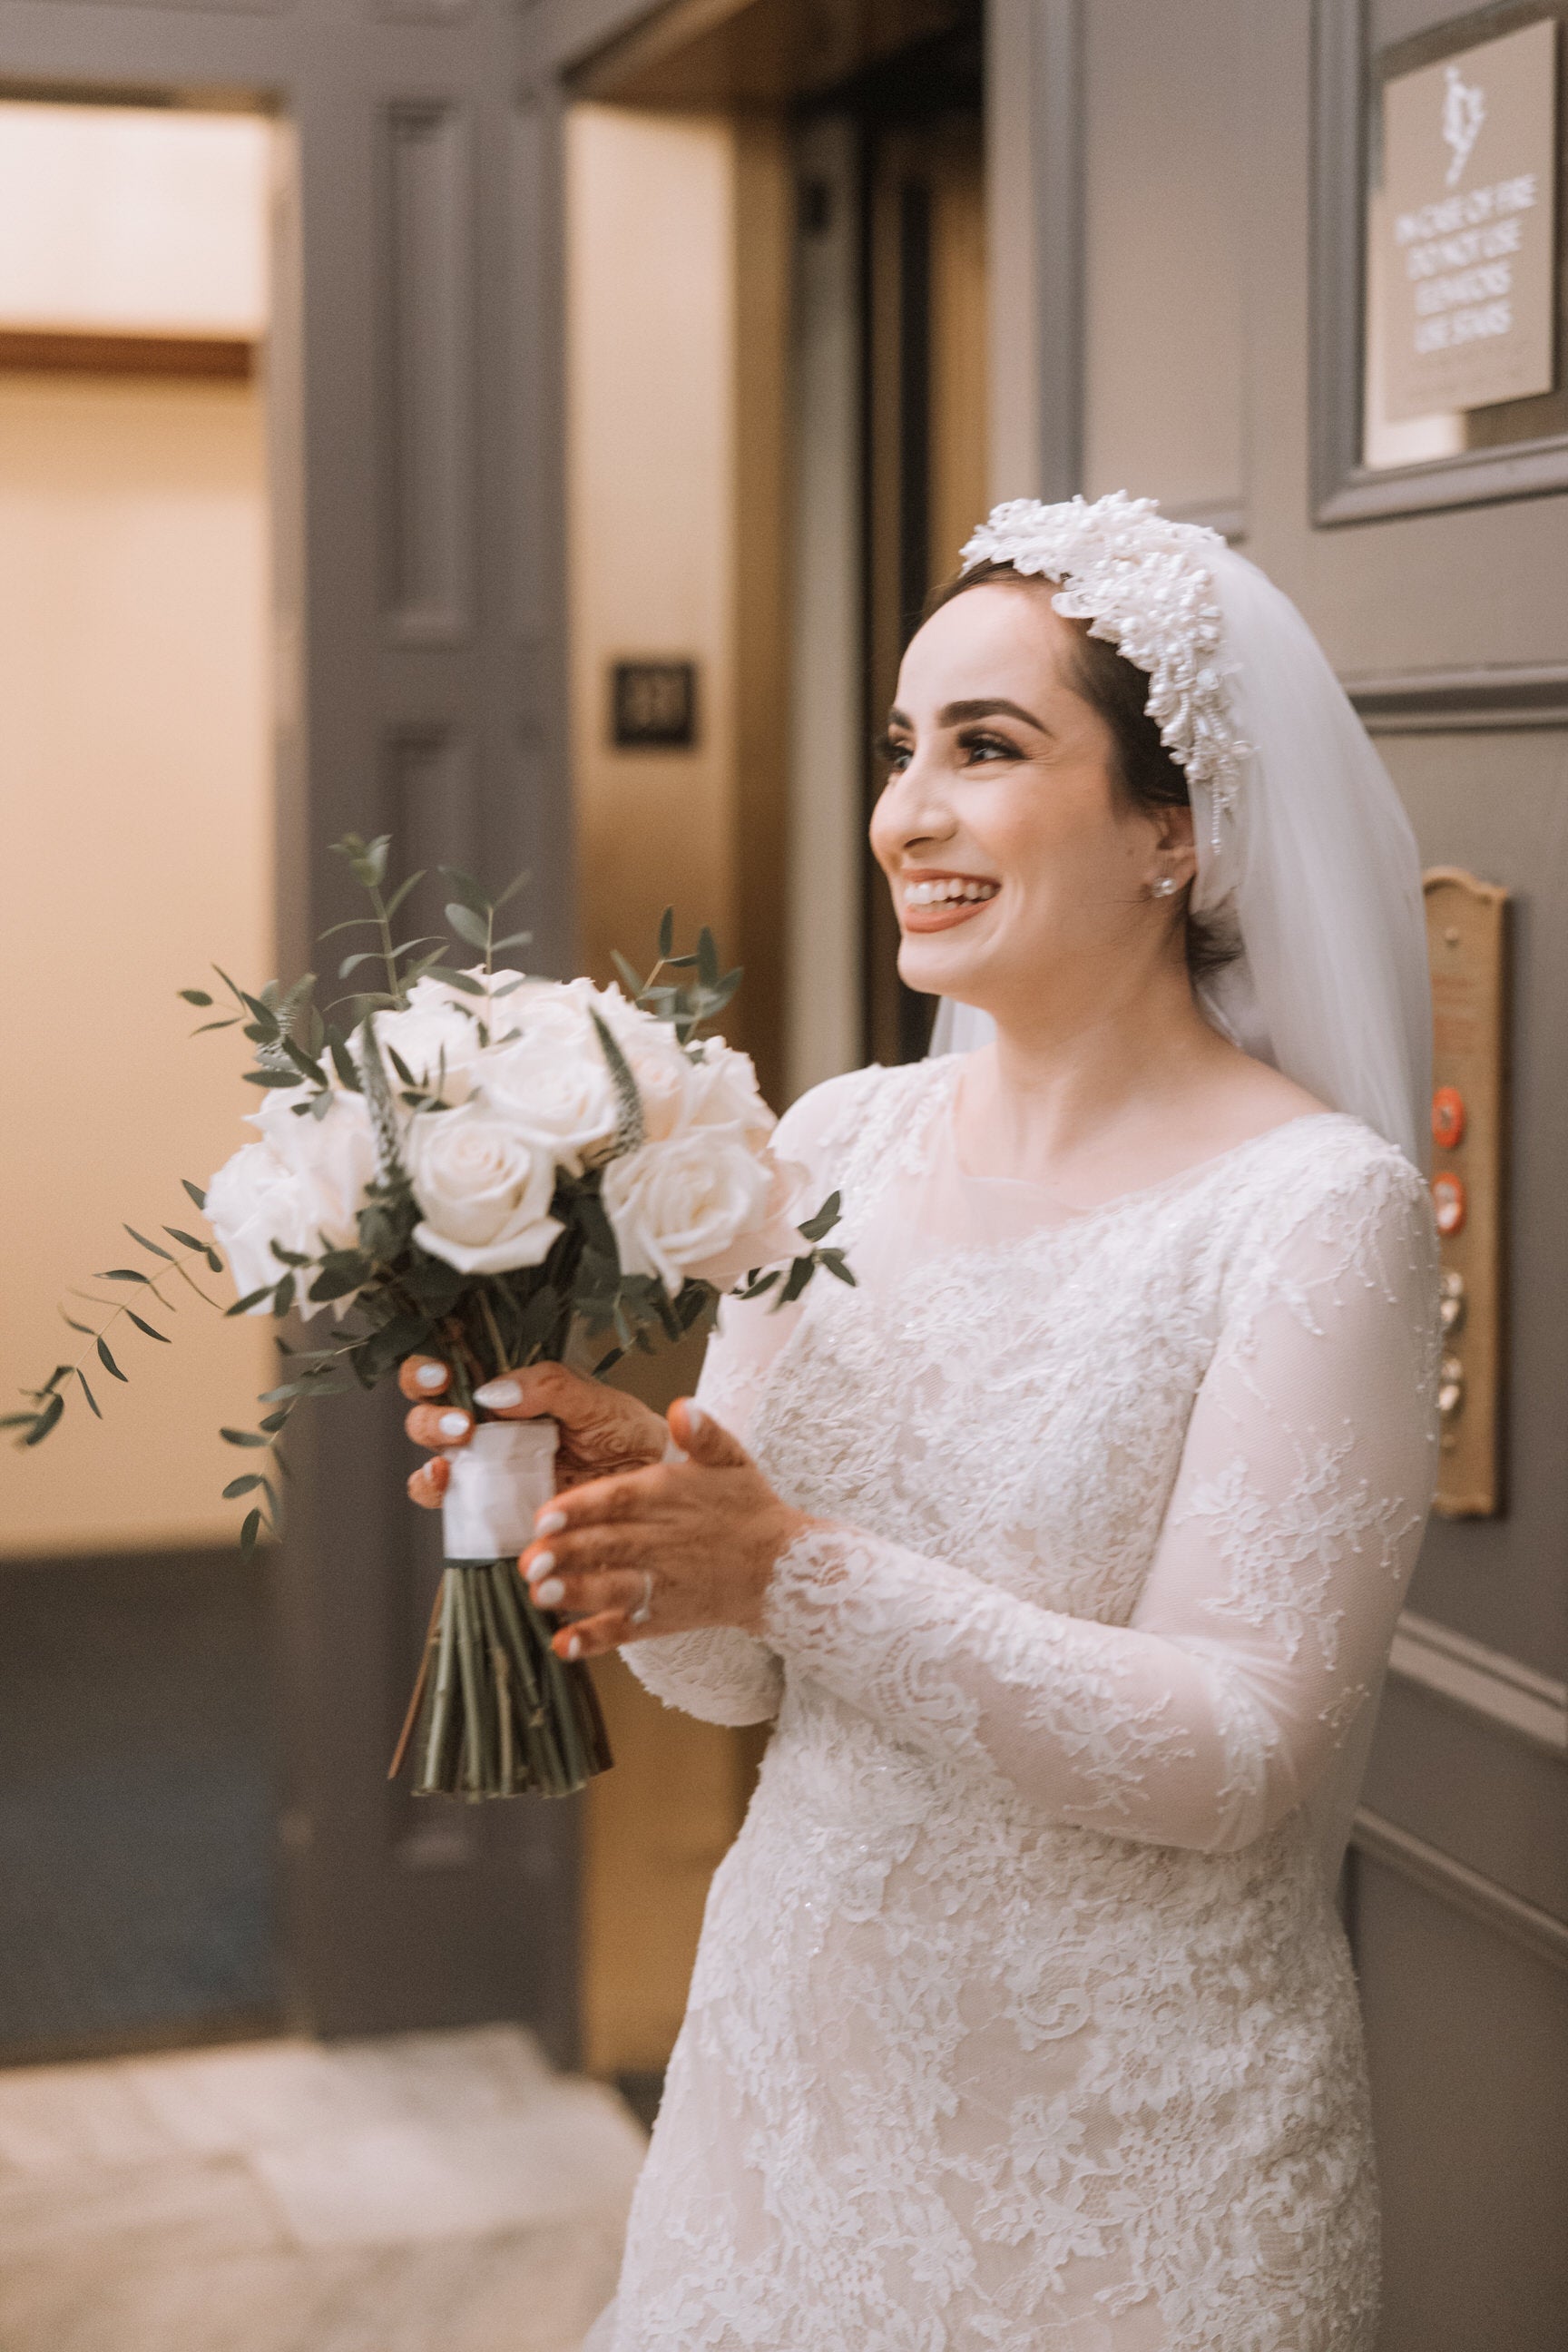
[589,1053,1440,2352]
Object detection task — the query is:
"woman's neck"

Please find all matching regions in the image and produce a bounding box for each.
[954,959,1249,1191]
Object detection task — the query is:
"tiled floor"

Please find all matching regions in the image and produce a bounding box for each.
[0,2024,644,2352]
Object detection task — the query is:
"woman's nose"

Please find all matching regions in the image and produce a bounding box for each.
[878,751,955,849]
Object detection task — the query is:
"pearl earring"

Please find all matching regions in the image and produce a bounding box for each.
[1152,875,1178,898]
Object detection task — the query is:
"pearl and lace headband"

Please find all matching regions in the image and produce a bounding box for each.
[958,491,1251,843]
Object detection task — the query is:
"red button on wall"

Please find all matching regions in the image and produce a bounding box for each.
[1432,1085,1466,1152]
[1432,1171,1466,1239]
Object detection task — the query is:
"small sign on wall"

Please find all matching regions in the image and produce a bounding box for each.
[610,661,698,750]
[1376,15,1558,424]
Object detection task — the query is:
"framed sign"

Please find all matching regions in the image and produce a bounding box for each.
[1313,1,1568,524]
[610,660,698,750]
[1376,18,1556,425]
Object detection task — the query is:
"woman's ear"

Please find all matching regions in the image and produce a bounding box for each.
[1155,804,1198,889]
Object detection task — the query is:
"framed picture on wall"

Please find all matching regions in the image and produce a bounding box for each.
[1314,0,1568,522]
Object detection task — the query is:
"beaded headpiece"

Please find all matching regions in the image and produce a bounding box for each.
[958,491,1251,840]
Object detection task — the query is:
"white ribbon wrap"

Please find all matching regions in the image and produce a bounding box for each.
[441,1418,560,1561]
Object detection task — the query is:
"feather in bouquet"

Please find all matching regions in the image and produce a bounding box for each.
[6,833,852,1802]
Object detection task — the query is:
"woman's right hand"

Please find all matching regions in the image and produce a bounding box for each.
[399,1357,671,1512]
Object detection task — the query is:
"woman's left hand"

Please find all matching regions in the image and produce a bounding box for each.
[522,1396,810,1661]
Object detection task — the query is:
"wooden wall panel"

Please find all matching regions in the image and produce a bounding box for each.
[382,102,475,642]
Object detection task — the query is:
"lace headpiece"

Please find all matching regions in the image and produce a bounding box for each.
[958,492,1251,840]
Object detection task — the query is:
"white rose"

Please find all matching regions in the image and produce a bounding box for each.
[374,975,489,1105]
[406,1101,563,1275]
[204,1141,309,1312]
[204,1085,376,1318]
[250,1088,377,1250]
[601,1128,774,1295]
[681,1038,776,1141]
[478,1029,620,1173]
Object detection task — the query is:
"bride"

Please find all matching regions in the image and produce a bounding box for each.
[404,492,1440,2349]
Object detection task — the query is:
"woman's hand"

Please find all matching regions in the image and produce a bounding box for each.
[521,1396,812,1661]
[399,1357,669,1511]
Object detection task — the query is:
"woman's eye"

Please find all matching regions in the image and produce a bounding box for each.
[959,730,1018,765]
[877,735,913,771]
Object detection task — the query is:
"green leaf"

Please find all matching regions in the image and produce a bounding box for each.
[490,928,532,952]
[280,1037,327,1086]
[164,1227,207,1252]
[385,1044,417,1089]
[697,926,720,990]
[658,905,674,959]
[492,863,532,913]
[0,1412,41,1430]
[273,1272,296,1317]
[220,1426,270,1447]
[76,1367,102,1419]
[227,1286,274,1318]
[590,1007,645,1155]
[338,951,380,979]
[192,1018,241,1034]
[797,1191,842,1245]
[434,966,486,996]
[382,870,426,922]
[97,1336,128,1382]
[223,1474,264,1498]
[125,1224,175,1262]
[259,1407,290,1434]
[98,1268,151,1285]
[24,1393,64,1446]
[127,1312,172,1343]
[61,1312,96,1336]
[240,1506,262,1550]
[243,1068,303,1090]
[611,949,646,1000]
[182,1180,208,1211]
[179,988,214,1006]
[326,1028,363,1092]
[438,864,490,916]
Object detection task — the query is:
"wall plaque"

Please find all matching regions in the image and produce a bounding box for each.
[611,661,698,750]
[1376,15,1558,425]
[1424,867,1509,1519]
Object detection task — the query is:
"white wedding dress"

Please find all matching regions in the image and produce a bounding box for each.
[589,1052,1440,2352]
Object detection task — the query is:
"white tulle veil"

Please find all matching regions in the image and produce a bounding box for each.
[926,496,1432,1173]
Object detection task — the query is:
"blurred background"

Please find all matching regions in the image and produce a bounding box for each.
[0,4,1564,2348]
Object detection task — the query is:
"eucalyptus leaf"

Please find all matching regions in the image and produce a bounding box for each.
[125,1225,175,1263]
[127,1312,172,1343]
[24,1393,64,1446]
[220,1427,270,1448]
[223,1474,264,1499]
[240,1507,262,1549]
[179,988,214,1006]
[99,1268,152,1285]
[446,903,491,950]
[182,1180,208,1211]
[96,1336,128,1382]
[77,1368,102,1419]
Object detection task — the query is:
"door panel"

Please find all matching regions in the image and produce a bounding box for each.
[1,0,576,2049]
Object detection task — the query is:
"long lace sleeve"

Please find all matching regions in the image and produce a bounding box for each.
[760,1150,1440,1852]
[617,1068,876,1728]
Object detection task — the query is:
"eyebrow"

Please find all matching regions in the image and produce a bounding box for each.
[887,698,1049,733]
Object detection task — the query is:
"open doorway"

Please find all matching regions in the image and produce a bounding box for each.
[0,96,282,2059]
[563,0,985,2102]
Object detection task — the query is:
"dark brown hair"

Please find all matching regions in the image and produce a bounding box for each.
[922,558,1238,979]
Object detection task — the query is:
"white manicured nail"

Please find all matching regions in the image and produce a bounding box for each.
[686,1405,705,1435]
[437,1411,470,1439]
[535,1508,567,1535]
[475,1377,523,1409]
[527,1551,555,1582]
[415,1364,447,1390]
[535,1577,565,1608]
[566,1633,582,1660]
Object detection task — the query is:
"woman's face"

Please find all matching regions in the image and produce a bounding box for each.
[869,583,1193,1025]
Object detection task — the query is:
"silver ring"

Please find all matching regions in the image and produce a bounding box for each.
[628,1572,654,1628]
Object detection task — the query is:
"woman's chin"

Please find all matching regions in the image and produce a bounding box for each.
[897,939,988,1003]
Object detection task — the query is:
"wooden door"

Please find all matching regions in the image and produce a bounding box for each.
[1003,0,1568,2339]
[1,0,577,2052]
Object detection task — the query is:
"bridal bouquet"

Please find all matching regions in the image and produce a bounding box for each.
[6,835,850,1801]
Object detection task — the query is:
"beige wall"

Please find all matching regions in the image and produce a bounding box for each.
[0,372,273,1553]
[567,104,739,1001]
